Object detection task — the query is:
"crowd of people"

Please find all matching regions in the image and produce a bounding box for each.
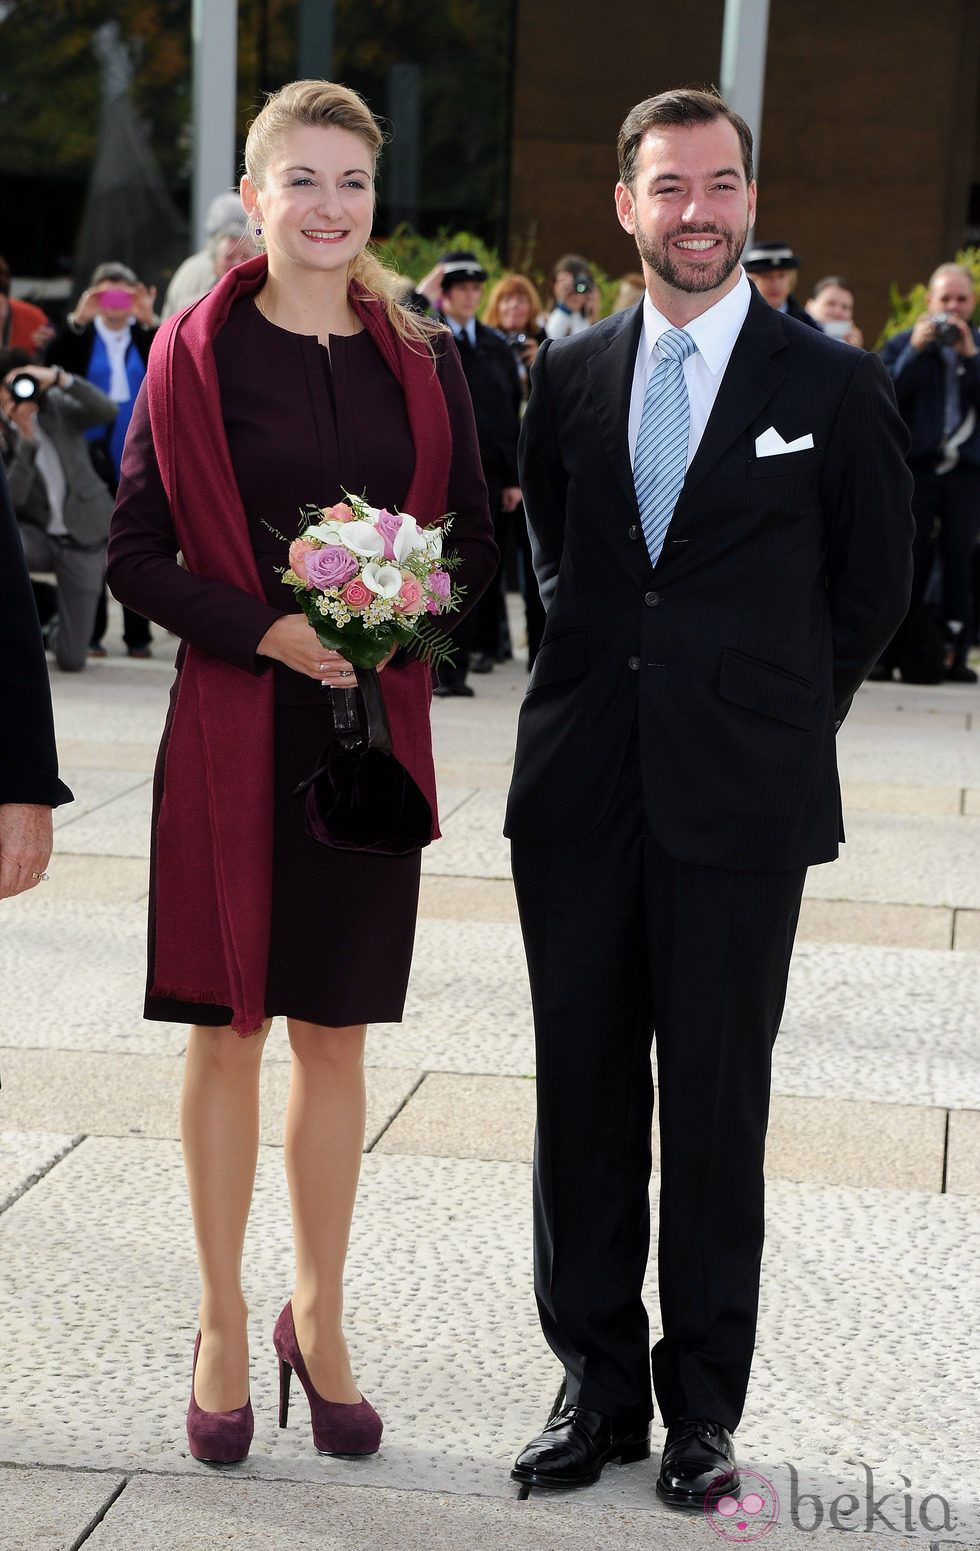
[3,208,977,689]
[0,71,970,1516]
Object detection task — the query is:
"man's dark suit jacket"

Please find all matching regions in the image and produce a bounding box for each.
[0,462,72,809]
[505,288,914,873]
[879,324,980,467]
[454,320,521,490]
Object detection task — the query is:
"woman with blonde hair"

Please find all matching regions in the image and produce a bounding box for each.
[108,79,495,1464]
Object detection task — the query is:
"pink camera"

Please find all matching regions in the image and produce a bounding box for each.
[98,288,134,309]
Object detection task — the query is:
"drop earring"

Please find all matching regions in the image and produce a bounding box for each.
[255,224,263,236]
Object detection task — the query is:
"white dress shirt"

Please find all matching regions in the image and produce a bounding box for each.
[447,317,477,349]
[94,315,135,402]
[628,269,752,470]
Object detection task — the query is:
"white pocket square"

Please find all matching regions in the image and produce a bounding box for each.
[754,426,815,456]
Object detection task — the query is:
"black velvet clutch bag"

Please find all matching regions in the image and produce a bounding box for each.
[293,667,433,856]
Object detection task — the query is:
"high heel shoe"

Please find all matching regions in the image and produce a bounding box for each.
[273,1301,382,1456]
[186,1331,254,1464]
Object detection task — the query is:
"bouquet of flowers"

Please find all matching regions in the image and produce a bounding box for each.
[281,491,463,670]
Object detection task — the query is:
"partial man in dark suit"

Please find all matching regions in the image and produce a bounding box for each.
[877,263,980,682]
[425,252,522,692]
[0,461,72,900]
[505,87,913,1510]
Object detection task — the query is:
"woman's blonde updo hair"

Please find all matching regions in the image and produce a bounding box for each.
[244,79,433,347]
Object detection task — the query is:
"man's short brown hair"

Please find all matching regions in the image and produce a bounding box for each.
[617,86,754,193]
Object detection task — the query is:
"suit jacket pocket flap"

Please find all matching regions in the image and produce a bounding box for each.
[747,447,822,478]
[719,648,814,729]
[527,627,587,691]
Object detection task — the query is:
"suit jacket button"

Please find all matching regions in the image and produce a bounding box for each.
[644,591,660,606]
[628,655,641,671]
[628,524,641,540]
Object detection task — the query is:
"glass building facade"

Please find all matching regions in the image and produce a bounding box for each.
[0,0,516,309]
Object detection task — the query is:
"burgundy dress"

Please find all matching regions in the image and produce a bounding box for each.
[108,296,494,1027]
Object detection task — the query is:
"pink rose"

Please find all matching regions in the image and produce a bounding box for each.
[341,577,373,610]
[322,501,355,523]
[305,545,359,590]
[288,538,318,584]
[425,568,453,613]
[394,573,425,615]
[376,507,404,561]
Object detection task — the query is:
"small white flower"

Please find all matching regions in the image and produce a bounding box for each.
[361,561,403,598]
[423,526,444,559]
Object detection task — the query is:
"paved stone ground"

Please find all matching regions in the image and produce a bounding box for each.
[1,602,978,1550]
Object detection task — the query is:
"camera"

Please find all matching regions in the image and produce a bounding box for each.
[932,313,961,348]
[572,276,593,295]
[507,330,529,355]
[7,371,42,403]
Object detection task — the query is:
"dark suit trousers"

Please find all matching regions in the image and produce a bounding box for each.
[909,462,980,666]
[511,748,806,1431]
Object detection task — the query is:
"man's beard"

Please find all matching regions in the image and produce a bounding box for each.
[636,222,746,294]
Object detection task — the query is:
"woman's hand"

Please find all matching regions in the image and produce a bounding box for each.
[256,616,397,682]
[70,286,104,328]
[130,282,158,326]
[257,615,357,685]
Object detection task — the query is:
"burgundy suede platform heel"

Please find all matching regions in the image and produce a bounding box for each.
[273,1301,383,1456]
[186,1332,254,1464]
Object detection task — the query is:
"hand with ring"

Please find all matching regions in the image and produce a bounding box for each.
[256,616,355,683]
[0,802,54,900]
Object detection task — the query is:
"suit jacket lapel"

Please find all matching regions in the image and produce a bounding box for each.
[587,305,644,512]
[681,289,790,503]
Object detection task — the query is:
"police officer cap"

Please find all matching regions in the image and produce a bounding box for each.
[742,240,802,272]
[440,250,489,289]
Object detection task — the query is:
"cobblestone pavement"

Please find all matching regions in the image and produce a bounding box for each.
[1,608,977,1550]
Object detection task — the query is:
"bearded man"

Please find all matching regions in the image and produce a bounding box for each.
[505,86,913,1510]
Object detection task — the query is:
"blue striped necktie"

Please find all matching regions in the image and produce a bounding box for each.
[633,327,698,566]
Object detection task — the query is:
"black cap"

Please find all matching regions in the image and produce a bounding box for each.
[742,240,802,273]
[440,250,488,289]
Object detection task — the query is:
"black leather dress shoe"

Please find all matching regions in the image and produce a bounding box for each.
[656,1418,738,1509]
[511,1405,651,1489]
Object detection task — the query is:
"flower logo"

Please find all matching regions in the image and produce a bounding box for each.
[704,1470,780,1542]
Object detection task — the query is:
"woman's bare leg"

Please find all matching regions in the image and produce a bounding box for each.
[181,1019,271,1410]
[284,1018,367,1403]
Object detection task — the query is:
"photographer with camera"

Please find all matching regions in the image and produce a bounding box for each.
[877,263,980,681]
[544,253,601,340]
[0,348,115,672]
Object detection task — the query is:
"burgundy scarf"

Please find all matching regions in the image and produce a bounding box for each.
[145,254,451,1034]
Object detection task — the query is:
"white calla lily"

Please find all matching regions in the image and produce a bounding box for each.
[307,521,351,543]
[361,561,403,598]
[423,526,444,559]
[391,514,425,562]
[340,521,386,557]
